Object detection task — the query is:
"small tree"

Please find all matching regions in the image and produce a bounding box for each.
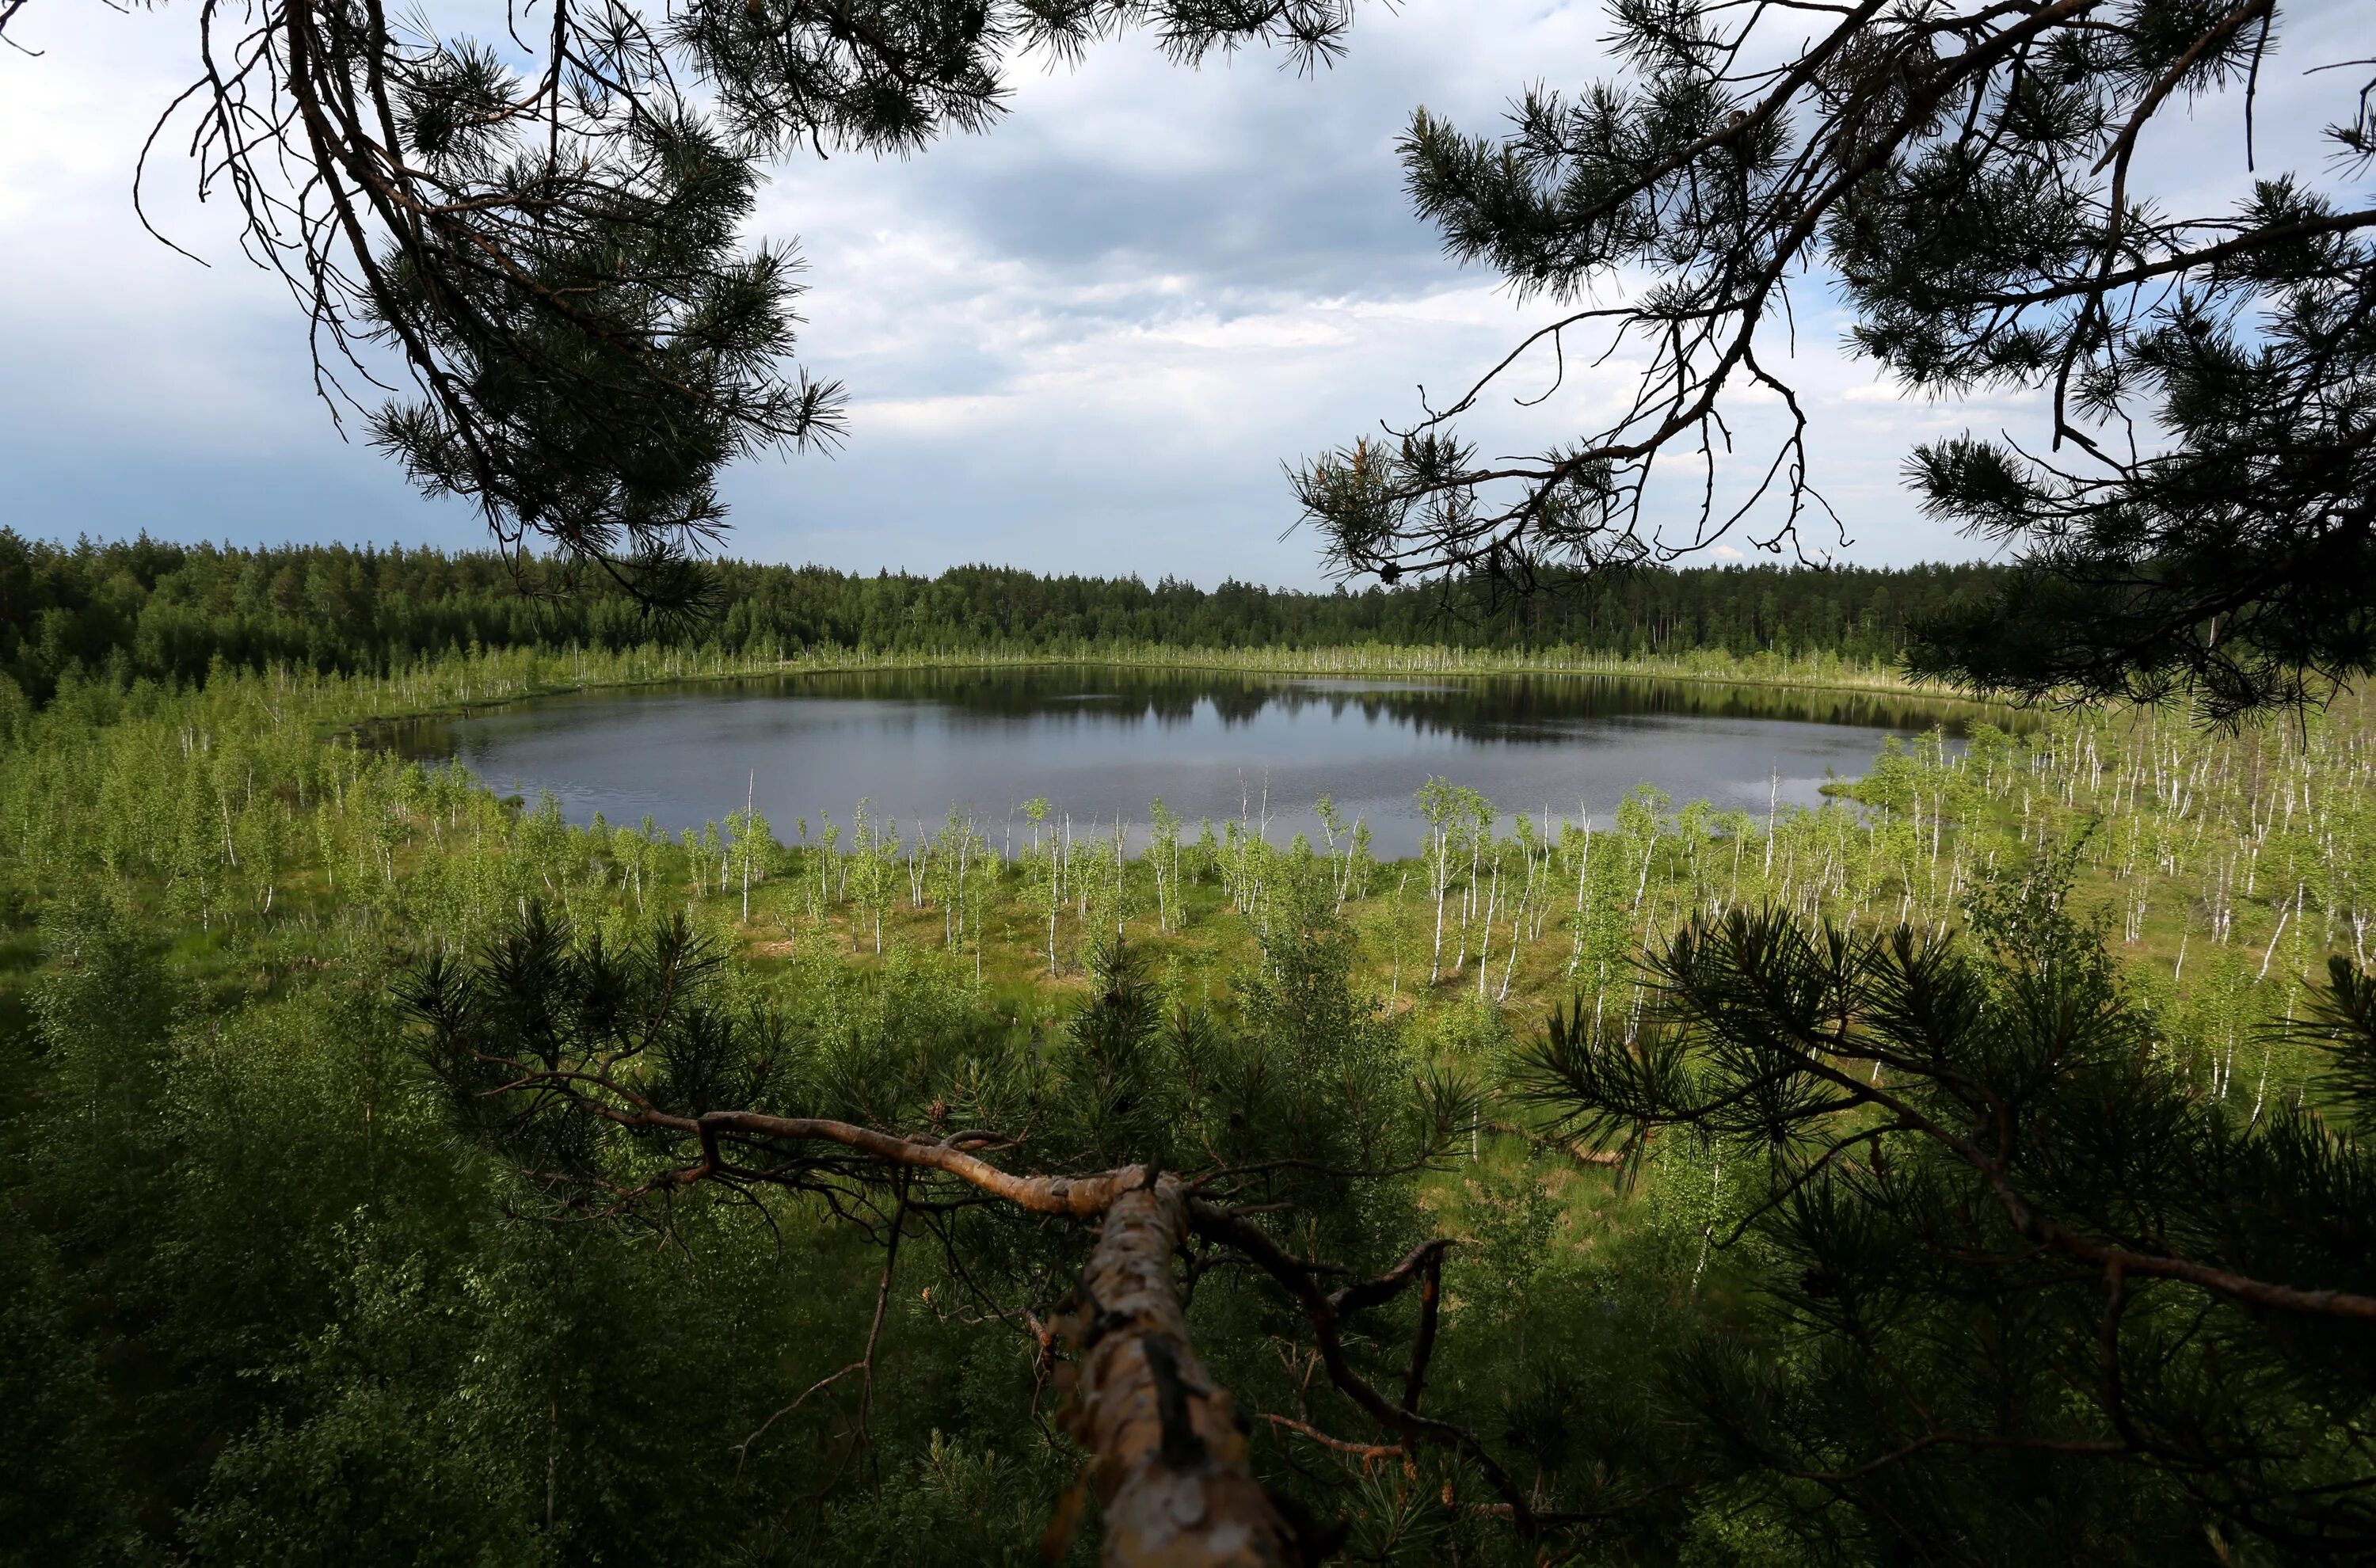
[1019,797,1060,976]
[722,790,774,925]
[846,799,899,956]
[1416,778,1464,984]
[1148,798,1184,934]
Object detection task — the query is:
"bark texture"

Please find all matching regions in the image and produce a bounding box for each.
[1059,1174,1301,1567]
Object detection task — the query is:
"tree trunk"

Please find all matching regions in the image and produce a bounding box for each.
[1057,1177,1302,1567]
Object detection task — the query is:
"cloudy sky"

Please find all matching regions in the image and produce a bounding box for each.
[0,2,2360,586]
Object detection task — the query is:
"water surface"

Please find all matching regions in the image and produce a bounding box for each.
[390,666,1972,858]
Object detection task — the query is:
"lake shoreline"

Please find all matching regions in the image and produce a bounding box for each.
[348,641,2019,738]
[383,657,1982,858]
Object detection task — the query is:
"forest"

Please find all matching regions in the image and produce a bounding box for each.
[0,531,2010,707]
[7,0,2376,1559]
[4,626,2374,1566]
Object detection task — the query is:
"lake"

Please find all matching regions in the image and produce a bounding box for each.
[389,664,1977,859]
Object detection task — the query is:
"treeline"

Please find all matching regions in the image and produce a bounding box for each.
[0,530,2009,704]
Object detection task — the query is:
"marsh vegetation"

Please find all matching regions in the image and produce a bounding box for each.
[5,615,2374,1564]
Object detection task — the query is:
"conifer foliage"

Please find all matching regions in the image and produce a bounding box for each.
[8,2,1361,607]
[1298,1,2376,717]
[1512,856,2376,1557]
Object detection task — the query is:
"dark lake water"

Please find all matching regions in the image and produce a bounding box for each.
[390,666,1977,858]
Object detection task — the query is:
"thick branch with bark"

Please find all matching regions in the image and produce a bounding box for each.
[642,1114,1319,1561]
[402,908,1595,1557]
[506,1089,1541,1556]
[1051,1176,1307,1566]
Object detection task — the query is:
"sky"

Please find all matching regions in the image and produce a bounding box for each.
[0,1,2362,588]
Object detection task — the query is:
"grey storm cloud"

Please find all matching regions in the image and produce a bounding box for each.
[837,83,1441,297]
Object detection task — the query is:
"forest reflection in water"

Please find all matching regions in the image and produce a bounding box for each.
[391,664,1990,858]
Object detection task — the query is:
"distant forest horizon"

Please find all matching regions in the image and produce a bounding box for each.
[0,530,2008,706]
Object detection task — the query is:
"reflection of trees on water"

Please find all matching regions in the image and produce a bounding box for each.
[775,667,1987,743]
